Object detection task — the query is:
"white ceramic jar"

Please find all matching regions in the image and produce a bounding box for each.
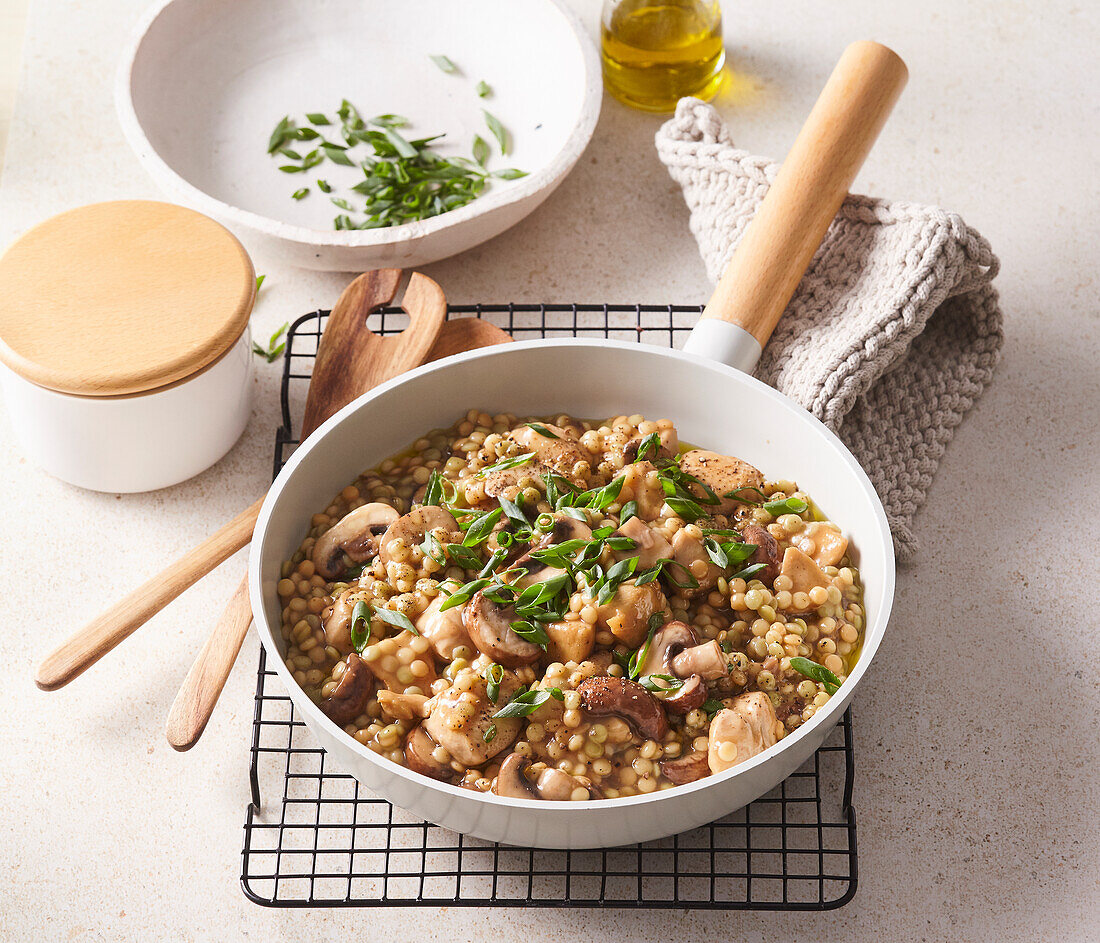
[0,200,256,493]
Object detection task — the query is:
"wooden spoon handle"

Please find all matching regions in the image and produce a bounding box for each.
[700,40,908,345]
[165,575,252,751]
[34,496,263,691]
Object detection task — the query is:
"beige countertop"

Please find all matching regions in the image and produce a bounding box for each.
[2,0,1097,939]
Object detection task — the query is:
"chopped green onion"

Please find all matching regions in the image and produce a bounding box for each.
[476,80,492,98]
[482,723,497,743]
[438,578,491,612]
[372,606,419,636]
[482,109,508,154]
[492,686,564,719]
[349,600,371,652]
[526,422,558,439]
[486,663,504,702]
[251,322,288,363]
[763,497,809,516]
[291,187,309,200]
[430,54,457,73]
[477,453,535,476]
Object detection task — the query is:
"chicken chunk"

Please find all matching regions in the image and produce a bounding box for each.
[670,528,723,597]
[707,692,779,774]
[416,594,474,660]
[679,450,765,514]
[544,619,595,664]
[619,461,667,521]
[596,580,667,647]
[422,668,522,766]
[613,515,672,569]
[792,521,849,568]
[506,423,590,484]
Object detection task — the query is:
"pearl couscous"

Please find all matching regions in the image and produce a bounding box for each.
[277,411,864,800]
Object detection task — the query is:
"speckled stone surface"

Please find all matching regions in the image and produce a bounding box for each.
[2,1,1097,939]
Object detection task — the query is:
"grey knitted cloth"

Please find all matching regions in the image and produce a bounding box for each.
[656,99,1004,560]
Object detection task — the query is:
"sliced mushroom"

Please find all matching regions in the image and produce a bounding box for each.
[479,462,552,508]
[378,506,460,566]
[311,503,400,579]
[623,426,679,463]
[462,590,543,666]
[739,523,781,585]
[493,754,593,800]
[422,668,522,765]
[618,461,667,521]
[595,580,667,647]
[612,515,672,569]
[415,594,474,660]
[793,521,849,568]
[512,516,593,586]
[660,749,710,785]
[576,676,668,741]
[506,423,590,484]
[638,620,698,677]
[670,528,723,597]
[779,546,829,606]
[662,673,707,714]
[493,752,537,798]
[319,653,375,726]
[679,450,765,514]
[376,690,429,721]
[405,725,454,782]
[544,619,595,664]
[708,692,779,774]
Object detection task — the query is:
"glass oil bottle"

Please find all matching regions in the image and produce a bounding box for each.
[600,0,725,112]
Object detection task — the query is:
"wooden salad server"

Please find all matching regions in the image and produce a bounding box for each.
[164,293,513,750]
[35,269,502,694]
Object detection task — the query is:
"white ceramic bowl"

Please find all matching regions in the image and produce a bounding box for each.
[250,339,895,848]
[117,0,602,271]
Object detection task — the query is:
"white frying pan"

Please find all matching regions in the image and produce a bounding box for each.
[250,42,907,848]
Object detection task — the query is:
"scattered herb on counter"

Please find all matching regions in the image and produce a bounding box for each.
[430,54,457,73]
[790,656,842,694]
[255,274,266,290]
[252,321,288,362]
[476,80,492,98]
[291,187,309,200]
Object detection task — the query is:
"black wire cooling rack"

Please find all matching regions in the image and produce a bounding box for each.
[241,304,858,910]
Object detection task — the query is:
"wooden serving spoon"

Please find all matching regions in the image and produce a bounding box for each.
[34,269,504,694]
[164,304,513,750]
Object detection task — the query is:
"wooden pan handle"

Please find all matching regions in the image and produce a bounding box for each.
[165,575,253,751]
[34,497,263,691]
[701,40,907,345]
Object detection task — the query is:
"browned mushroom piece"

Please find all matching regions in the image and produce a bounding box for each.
[404,725,454,782]
[662,674,707,714]
[679,450,765,515]
[739,523,781,585]
[378,506,460,566]
[319,653,375,726]
[612,515,672,568]
[321,585,371,655]
[659,749,711,785]
[637,620,698,676]
[493,753,593,800]
[462,590,543,667]
[311,503,400,579]
[576,676,668,741]
[493,752,538,798]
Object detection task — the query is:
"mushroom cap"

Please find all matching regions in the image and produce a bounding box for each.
[739,523,781,586]
[659,749,710,785]
[404,725,454,782]
[678,450,765,514]
[493,752,537,798]
[311,502,400,579]
[576,676,669,741]
[661,674,707,714]
[638,620,698,678]
[322,585,373,655]
[462,590,543,667]
[319,653,375,726]
[378,506,459,566]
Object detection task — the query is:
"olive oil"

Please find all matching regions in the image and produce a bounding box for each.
[601,0,725,112]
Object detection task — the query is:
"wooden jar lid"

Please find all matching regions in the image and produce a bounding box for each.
[0,201,255,396]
